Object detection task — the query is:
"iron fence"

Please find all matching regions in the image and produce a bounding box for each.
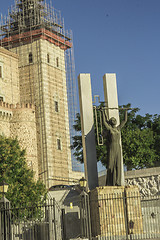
[90,193,160,240]
[62,190,91,240]
[0,193,159,240]
[0,198,62,240]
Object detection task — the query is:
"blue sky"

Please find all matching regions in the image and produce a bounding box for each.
[55,0,160,116]
[1,0,160,116]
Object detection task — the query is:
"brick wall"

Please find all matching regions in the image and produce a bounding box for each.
[10,39,73,187]
[0,47,20,104]
[0,102,38,180]
[0,47,38,180]
[10,104,38,180]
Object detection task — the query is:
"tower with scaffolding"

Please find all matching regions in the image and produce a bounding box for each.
[0,0,82,188]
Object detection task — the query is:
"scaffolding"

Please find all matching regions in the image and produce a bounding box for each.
[0,0,72,49]
[0,0,83,185]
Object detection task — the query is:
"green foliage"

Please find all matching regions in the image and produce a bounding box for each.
[120,103,160,170]
[71,113,83,163]
[0,136,47,207]
[71,104,160,170]
[71,110,107,165]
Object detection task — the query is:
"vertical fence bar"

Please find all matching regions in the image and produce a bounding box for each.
[61,208,66,240]
[0,195,159,240]
[123,190,129,240]
[86,194,92,240]
[80,196,84,238]
[84,193,88,237]
[53,198,57,240]
[80,191,91,239]
[83,194,87,237]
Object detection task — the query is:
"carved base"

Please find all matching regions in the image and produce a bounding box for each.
[90,186,143,237]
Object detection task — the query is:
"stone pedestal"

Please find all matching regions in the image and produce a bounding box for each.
[125,186,143,234]
[90,186,143,238]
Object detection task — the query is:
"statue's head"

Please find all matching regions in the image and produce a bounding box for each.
[109,117,117,127]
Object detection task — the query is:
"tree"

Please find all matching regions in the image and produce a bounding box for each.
[71,104,160,170]
[120,104,160,170]
[0,135,47,207]
[71,111,107,165]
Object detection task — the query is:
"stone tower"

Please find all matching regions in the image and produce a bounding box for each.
[0,0,77,188]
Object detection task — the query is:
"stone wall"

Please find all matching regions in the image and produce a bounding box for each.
[125,167,160,197]
[90,186,143,237]
[0,102,12,137]
[10,103,38,180]
[0,47,20,104]
[0,102,38,180]
[0,41,80,188]
[0,47,38,180]
[11,39,73,188]
[99,167,160,197]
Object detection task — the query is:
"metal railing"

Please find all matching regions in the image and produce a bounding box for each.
[0,194,159,240]
[0,198,62,240]
[89,193,160,240]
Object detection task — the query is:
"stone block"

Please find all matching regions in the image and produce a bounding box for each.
[90,186,143,238]
[90,186,126,237]
[125,186,143,234]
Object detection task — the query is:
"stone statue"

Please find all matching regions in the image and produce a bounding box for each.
[102,109,127,186]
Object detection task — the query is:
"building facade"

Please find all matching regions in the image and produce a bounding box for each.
[0,47,39,179]
[0,0,82,188]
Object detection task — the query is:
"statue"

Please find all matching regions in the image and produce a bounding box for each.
[102,109,127,186]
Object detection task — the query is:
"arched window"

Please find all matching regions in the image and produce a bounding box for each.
[29,52,33,63]
[0,66,2,78]
[55,101,59,112]
[47,53,50,63]
[56,57,59,67]
[0,63,3,78]
[57,139,61,150]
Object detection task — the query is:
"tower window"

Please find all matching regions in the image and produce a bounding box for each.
[47,53,50,63]
[0,66,2,78]
[56,57,59,67]
[0,96,3,102]
[0,65,3,78]
[57,139,61,150]
[29,53,33,63]
[55,101,59,112]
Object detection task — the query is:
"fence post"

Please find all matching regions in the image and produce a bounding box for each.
[80,194,84,238]
[61,208,66,240]
[0,196,12,240]
[53,198,57,240]
[123,191,129,240]
[80,191,92,240]
[86,193,92,240]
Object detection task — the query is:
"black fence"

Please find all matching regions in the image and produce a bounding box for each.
[89,193,160,240]
[0,197,62,240]
[0,192,159,240]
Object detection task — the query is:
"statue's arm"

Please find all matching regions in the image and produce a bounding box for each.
[118,110,127,129]
[102,110,111,130]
